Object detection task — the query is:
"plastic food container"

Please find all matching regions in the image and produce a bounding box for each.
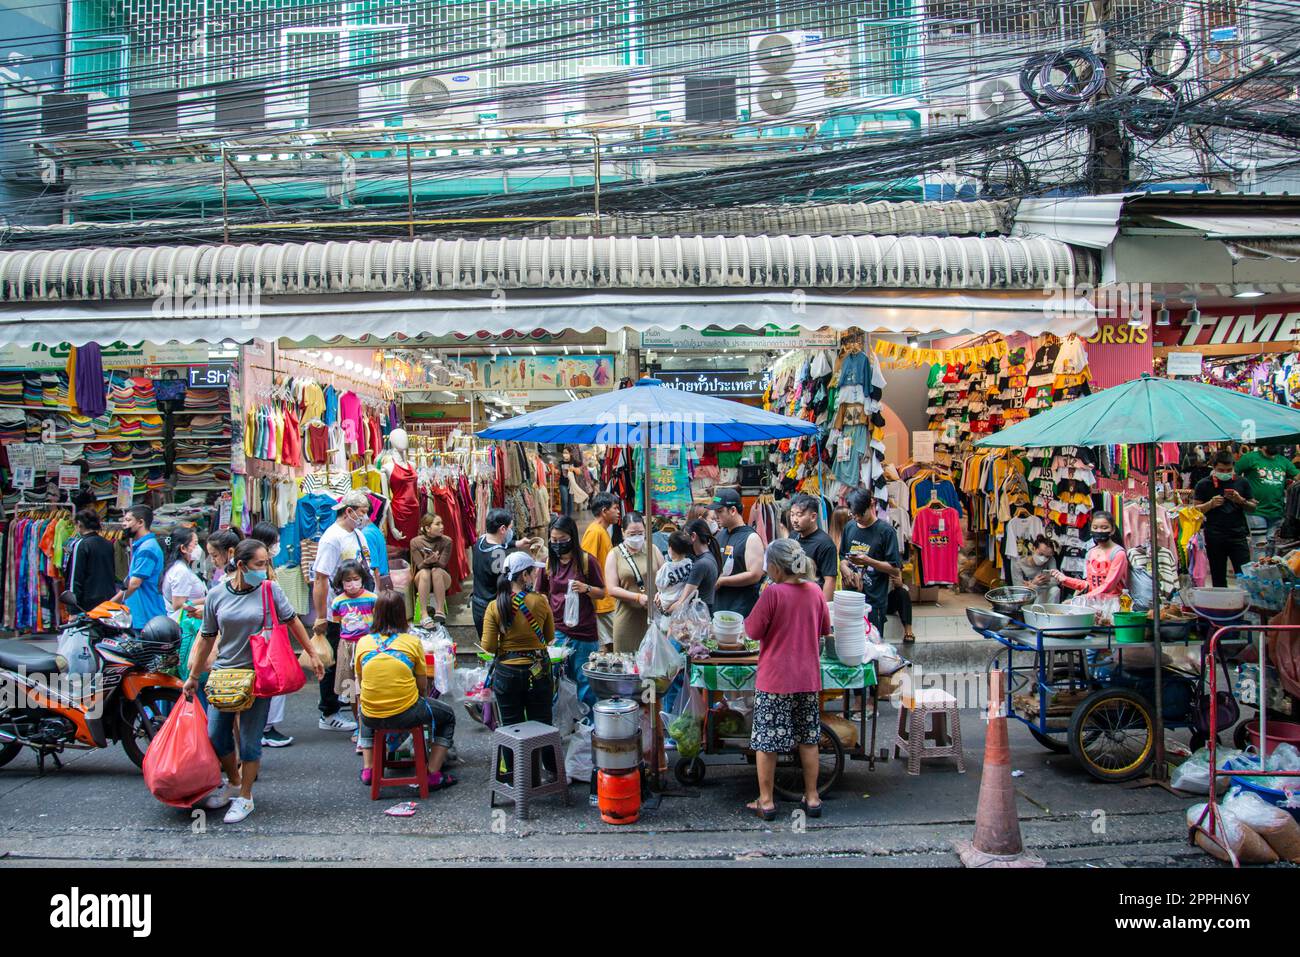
[1187,587,1247,612]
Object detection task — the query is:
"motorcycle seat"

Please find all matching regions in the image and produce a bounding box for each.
[0,639,62,674]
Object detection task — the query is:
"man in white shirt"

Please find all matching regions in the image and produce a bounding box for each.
[311,490,371,732]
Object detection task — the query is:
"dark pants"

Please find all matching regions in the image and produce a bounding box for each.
[318,620,342,717]
[472,599,488,641]
[359,697,456,751]
[492,661,556,774]
[887,585,913,629]
[1205,534,1251,588]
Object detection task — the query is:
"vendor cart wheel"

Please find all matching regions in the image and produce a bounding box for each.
[1067,688,1155,783]
[773,722,844,802]
[674,756,705,787]
[1027,725,1070,753]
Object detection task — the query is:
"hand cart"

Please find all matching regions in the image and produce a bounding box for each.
[674,655,878,801]
[1191,623,1300,868]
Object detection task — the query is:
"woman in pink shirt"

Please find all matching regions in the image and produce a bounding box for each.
[743,538,832,820]
[1053,510,1129,598]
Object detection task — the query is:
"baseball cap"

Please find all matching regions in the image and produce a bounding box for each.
[332,490,372,512]
[504,550,545,578]
[709,487,742,511]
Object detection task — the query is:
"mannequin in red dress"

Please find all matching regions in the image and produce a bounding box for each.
[381,427,422,549]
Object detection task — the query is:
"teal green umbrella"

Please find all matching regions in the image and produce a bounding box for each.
[975,375,1300,781]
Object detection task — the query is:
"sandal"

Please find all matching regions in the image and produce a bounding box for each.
[746,799,777,821]
[800,798,823,818]
[427,771,458,791]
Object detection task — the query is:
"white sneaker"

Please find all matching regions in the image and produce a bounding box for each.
[199,785,233,810]
[319,712,357,732]
[223,796,254,824]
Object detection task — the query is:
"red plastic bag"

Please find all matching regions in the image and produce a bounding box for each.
[142,693,223,808]
[250,582,306,698]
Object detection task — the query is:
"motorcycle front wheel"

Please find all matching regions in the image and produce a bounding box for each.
[120,687,180,769]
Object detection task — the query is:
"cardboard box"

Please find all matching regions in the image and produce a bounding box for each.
[910,584,941,603]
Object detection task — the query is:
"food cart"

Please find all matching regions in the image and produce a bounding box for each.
[674,654,879,799]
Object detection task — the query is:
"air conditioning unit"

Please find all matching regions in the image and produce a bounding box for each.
[669,74,739,123]
[573,67,658,124]
[176,88,216,133]
[40,91,126,136]
[398,73,481,126]
[747,31,833,121]
[494,80,564,126]
[967,75,1032,121]
[129,89,179,133]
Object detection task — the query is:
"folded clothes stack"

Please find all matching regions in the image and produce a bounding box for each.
[174,464,231,489]
[0,374,24,404]
[21,376,42,406]
[182,388,230,413]
[178,414,231,440]
[107,375,158,415]
[0,408,25,443]
[43,372,71,409]
[102,415,164,440]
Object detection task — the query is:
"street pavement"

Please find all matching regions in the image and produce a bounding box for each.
[0,682,1223,868]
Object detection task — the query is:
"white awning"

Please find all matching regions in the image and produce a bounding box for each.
[0,287,1096,347]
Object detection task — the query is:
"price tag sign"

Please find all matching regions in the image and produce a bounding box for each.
[58,465,81,490]
[12,465,35,490]
[218,498,232,529]
[912,431,936,463]
[7,443,34,470]
[42,446,64,472]
[115,473,134,511]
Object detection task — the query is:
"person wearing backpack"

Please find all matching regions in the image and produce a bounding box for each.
[539,514,606,710]
[354,589,457,790]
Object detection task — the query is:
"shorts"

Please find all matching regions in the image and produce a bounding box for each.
[335,638,359,699]
[596,612,614,648]
[359,696,456,751]
[750,690,820,753]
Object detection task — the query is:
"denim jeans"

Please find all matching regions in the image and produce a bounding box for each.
[208,693,273,763]
[557,631,600,711]
[661,638,685,716]
[358,696,456,751]
[1247,514,1280,558]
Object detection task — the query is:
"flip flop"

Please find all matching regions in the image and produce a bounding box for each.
[746,800,777,821]
[427,772,458,791]
[800,798,823,818]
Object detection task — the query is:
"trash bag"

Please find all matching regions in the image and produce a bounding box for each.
[565,718,594,783]
[564,581,581,629]
[142,694,223,809]
[1170,747,1240,794]
[55,624,96,677]
[452,666,489,704]
[553,677,585,739]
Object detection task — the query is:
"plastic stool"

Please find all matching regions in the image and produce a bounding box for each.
[370,726,428,800]
[893,688,966,776]
[489,721,569,820]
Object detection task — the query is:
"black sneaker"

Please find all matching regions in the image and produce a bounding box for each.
[261,727,294,748]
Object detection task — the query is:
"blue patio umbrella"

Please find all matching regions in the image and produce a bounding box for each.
[479,377,818,606]
[975,374,1300,779]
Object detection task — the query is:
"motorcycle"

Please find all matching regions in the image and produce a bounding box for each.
[0,592,183,775]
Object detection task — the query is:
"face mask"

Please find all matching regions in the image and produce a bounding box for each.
[269,543,281,559]
[343,579,363,597]
[517,576,533,594]
[242,568,267,587]
[1214,471,1234,482]
[624,534,646,552]
[1032,554,1050,566]
[1092,532,1112,545]
[707,520,719,535]
[550,540,573,559]
[504,528,516,547]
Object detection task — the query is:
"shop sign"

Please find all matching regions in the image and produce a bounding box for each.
[1084,317,1155,388]
[1155,307,1300,348]
[460,354,615,391]
[188,364,234,388]
[12,466,35,490]
[640,326,836,351]
[0,341,210,371]
[446,329,608,346]
[57,465,81,490]
[1166,352,1204,377]
[655,369,771,397]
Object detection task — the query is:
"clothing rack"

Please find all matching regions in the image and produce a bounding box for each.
[269,352,394,404]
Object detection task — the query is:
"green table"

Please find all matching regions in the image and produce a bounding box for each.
[689,656,877,692]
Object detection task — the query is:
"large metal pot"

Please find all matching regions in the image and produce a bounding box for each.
[593,697,640,740]
[582,665,643,700]
[592,731,643,771]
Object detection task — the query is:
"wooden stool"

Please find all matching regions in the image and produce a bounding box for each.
[370,726,429,800]
[490,721,569,821]
[894,688,966,776]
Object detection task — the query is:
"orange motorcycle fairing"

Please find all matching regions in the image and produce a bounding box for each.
[121,671,183,700]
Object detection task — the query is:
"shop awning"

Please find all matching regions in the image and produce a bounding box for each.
[0,287,1096,347]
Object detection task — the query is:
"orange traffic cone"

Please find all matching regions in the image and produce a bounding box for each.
[953,669,1045,868]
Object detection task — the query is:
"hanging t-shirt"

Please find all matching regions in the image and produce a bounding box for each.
[911,505,963,586]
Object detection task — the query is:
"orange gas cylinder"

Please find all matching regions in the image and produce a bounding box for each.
[596,769,641,825]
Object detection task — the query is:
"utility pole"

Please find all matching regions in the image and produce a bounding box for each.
[1088,0,1129,193]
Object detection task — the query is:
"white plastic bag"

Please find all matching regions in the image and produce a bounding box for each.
[563,581,581,629]
[1187,802,1279,865]
[56,626,96,676]
[1170,747,1240,794]
[553,677,584,739]
[565,718,594,783]
[636,620,683,684]
[1223,788,1300,862]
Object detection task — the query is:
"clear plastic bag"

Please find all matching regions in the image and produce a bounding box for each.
[667,688,707,760]
[1170,746,1241,794]
[553,677,585,739]
[452,665,490,703]
[564,581,581,629]
[636,620,684,684]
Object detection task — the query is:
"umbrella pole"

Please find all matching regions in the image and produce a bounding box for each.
[1148,441,1167,780]
[642,424,664,793]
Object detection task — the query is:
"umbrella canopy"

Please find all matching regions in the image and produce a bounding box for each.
[477,377,820,445]
[974,374,1300,449]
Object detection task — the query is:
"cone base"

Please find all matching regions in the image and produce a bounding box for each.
[953,839,1046,869]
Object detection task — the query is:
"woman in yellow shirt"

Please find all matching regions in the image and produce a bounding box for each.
[354,590,457,790]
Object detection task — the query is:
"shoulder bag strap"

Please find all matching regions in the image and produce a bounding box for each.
[260,580,274,632]
[618,544,644,591]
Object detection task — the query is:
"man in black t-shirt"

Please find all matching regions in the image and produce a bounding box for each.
[1194,450,1256,588]
[67,508,118,612]
[787,493,838,602]
[471,508,518,638]
[838,490,901,634]
[711,488,764,617]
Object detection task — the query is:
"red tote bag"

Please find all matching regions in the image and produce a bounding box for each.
[142,694,223,808]
[250,582,306,697]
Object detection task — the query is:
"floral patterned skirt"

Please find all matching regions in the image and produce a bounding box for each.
[750,690,820,753]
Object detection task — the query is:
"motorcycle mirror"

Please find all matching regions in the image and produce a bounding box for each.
[59,590,83,613]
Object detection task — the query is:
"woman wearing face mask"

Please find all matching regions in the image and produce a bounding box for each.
[481,552,556,755]
[1052,511,1128,598]
[603,511,665,654]
[1011,535,1061,604]
[161,526,207,613]
[183,539,324,824]
[539,514,606,711]
[206,528,244,587]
